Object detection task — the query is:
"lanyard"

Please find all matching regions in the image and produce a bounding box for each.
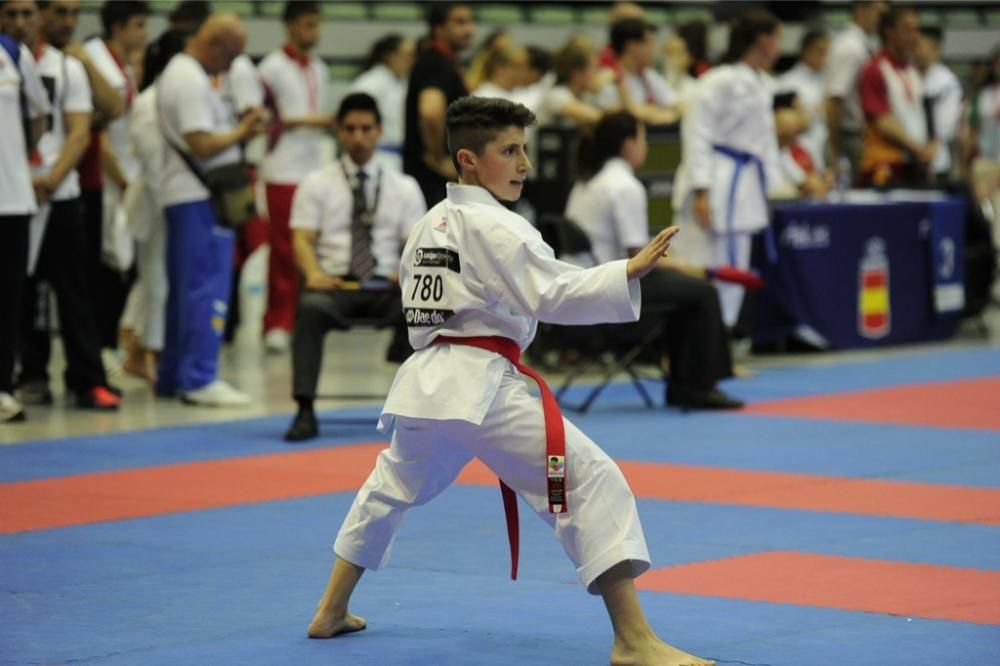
[432,335,568,581]
[339,157,382,223]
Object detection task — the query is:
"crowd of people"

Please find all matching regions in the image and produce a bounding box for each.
[0,0,997,434]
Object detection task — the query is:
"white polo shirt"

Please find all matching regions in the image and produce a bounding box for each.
[825,22,876,134]
[974,83,1000,162]
[535,85,582,128]
[777,62,828,170]
[83,38,138,180]
[565,157,648,266]
[290,156,426,277]
[226,54,263,114]
[258,48,328,184]
[0,42,50,215]
[596,68,677,110]
[157,53,241,207]
[33,44,92,202]
[349,63,406,156]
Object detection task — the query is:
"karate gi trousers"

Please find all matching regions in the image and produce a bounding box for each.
[334,370,651,594]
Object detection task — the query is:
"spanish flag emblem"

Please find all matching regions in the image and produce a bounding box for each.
[858,238,890,339]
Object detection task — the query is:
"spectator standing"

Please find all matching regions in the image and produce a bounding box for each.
[535,43,606,128]
[471,45,527,102]
[825,1,885,176]
[596,18,680,126]
[776,29,830,170]
[14,0,120,409]
[285,93,426,442]
[350,33,416,172]
[661,34,696,105]
[82,0,149,363]
[403,1,474,208]
[915,26,963,182]
[0,0,51,422]
[596,1,644,70]
[117,29,188,383]
[142,0,208,84]
[155,13,264,406]
[257,1,331,354]
[857,6,935,188]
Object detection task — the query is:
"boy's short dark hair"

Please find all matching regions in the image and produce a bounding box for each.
[337,92,382,126]
[101,1,149,37]
[610,18,655,56]
[446,96,536,172]
[283,0,319,23]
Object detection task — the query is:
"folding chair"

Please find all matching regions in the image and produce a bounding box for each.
[313,282,402,424]
[536,215,669,413]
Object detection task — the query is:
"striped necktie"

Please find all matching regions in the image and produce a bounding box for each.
[349,169,376,282]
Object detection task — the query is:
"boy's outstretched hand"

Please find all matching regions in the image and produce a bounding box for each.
[626,227,680,280]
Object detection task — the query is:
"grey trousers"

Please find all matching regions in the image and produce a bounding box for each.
[291,287,406,400]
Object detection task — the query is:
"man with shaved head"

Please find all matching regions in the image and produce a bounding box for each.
[155,12,265,406]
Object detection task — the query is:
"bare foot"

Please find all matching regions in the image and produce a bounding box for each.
[122,357,155,383]
[610,636,714,666]
[307,608,367,639]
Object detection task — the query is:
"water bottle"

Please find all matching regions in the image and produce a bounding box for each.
[835,156,852,201]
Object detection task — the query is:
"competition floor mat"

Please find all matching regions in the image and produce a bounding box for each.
[2,347,998,665]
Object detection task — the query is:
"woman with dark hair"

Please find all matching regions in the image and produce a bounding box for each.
[566,111,741,409]
[349,33,416,171]
[672,9,783,329]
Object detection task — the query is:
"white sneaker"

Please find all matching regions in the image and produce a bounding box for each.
[0,392,26,423]
[264,329,291,354]
[181,380,252,407]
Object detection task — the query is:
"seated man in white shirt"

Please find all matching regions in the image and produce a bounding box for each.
[566,111,741,409]
[285,93,427,442]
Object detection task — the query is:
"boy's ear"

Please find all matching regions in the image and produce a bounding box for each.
[456,147,477,171]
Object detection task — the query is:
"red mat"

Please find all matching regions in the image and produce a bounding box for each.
[4,445,999,534]
[637,551,1000,625]
[744,377,1000,430]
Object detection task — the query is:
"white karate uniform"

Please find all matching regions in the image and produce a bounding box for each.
[334,183,651,593]
[120,87,168,351]
[673,62,780,326]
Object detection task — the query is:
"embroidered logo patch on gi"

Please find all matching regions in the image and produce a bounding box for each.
[414,247,461,273]
[434,218,448,232]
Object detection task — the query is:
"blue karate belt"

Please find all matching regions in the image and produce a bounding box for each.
[711,144,777,265]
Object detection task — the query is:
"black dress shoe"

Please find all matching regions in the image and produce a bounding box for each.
[284,409,318,442]
[666,386,744,411]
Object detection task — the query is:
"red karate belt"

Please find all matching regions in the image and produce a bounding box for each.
[432,335,566,580]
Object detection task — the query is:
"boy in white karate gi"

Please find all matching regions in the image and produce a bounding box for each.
[307,96,713,666]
